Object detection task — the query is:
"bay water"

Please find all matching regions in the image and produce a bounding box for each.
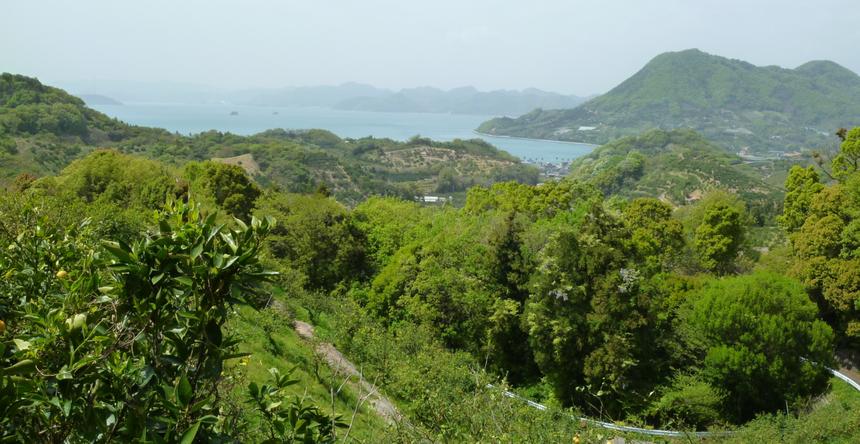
[91,103,595,162]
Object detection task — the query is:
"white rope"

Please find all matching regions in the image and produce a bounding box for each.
[487,364,860,438]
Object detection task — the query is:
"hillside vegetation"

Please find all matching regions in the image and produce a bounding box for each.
[3,73,860,443]
[479,49,860,153]
[568,129,783,222]
[0,73,537,204]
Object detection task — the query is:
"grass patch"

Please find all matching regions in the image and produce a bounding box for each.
[225,298,389,442]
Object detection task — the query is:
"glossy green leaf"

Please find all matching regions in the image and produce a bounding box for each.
[179,421,200,444]
[177,375,192,407]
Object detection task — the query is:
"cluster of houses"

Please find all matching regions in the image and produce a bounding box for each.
[415,195,452,204]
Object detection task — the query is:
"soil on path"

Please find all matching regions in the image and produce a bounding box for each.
[293,320,403,424]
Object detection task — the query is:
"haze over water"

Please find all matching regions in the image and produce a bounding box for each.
[90,103,595,163]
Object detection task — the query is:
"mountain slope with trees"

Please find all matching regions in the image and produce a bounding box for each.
[2,71,860,442]
[478,49,860,152]
[567,129,783,222]
[0,73,538,204]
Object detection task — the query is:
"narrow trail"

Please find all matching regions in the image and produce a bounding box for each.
[281,302,860,440]
[292,320,403,424]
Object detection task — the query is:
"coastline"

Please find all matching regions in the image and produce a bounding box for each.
[473,130,600,147]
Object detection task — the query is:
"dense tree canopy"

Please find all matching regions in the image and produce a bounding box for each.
[682,272,834,422]
[1,73,857,439]
[782,130,860,343]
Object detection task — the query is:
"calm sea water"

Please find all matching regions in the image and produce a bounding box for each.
[91,103,594,162]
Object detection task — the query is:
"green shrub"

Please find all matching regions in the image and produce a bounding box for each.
[681,272,835,422]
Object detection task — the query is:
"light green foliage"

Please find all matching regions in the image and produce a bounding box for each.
[36,149,181,209]
[682,272,834,422]
[623,198,684,273]
[464,179,600,219]
[832,127,860,180]
[725,376,860,443]
[351,196,432,272]
[783,128,860,342]
[694,202,745,273]
[779,165,824,231]
[226,296,386,442]
[366,209,496,351]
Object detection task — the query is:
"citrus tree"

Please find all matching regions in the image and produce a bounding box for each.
[0,199,278,442]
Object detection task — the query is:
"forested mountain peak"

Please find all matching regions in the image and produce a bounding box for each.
[478,50,860,152]
[0,73,86,108]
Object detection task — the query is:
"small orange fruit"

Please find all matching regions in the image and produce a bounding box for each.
[56,270,68,279]
[0,319,5,334]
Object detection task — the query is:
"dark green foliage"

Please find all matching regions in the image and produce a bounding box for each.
[0,73,86,108]
[257,192,367,290]
[189,161,261,220]
[682,272,835,422]
[0,199,277,441]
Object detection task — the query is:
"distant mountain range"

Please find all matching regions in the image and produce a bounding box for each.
[331,86,587,115]
[234,84,587,116]
[76,93,122,105]
[478,49,860,152]
[232,83,390,108]
[60,80,587,117]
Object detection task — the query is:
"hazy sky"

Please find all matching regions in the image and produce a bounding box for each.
[2,0,858,95]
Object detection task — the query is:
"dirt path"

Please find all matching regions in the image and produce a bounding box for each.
[293,320,403,424]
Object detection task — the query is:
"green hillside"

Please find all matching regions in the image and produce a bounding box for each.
[4,71,860,442]
[0,73,537,204]
[568,129,783,220]
[478,49,860,153]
